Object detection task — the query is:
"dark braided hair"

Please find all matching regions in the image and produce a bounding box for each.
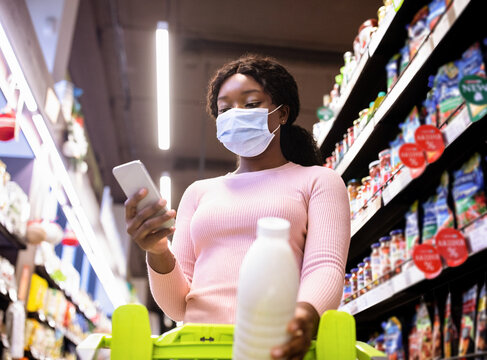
[207,54,322,167]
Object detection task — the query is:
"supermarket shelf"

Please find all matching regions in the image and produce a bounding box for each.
[341,216,487,319]
[34,265,96,328]
[443,352,487,359]
[0,222,26,250]
[27,311,83,346]
[347,108,487,266]
[333,0,475,181]
[318,0,433,156]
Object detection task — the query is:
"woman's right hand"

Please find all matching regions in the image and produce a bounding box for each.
[124,188,176,256]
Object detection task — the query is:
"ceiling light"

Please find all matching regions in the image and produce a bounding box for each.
[156,21,170,150]
[160,172,171,210]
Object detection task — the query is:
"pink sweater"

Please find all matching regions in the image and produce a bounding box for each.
[148,162,351,324]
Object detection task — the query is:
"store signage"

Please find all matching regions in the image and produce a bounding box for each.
[399,143,426,169]
[412,244,442,279]
[435,228,469,267]
[316,106,334,121]
[459,75,487,122]
[414,125,445,163]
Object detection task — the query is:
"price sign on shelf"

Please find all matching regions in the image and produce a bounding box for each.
[435,228,469,267]
[414,125,445,163]
[412,244,442,279]
[399,143,426,168]
[459,75,487,122]
[316,106,334,121]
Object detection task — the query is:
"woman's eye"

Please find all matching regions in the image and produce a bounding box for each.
[245,102,261,108]
[218,108,230,115]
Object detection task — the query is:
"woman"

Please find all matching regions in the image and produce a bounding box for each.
[124,54,350,359]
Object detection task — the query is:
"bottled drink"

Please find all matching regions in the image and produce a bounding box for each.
[371,242,381,283]
[233,217,299,360]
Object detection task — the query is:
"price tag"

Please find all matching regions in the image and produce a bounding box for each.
[459,75,487,122]
[415,125,445,163]
[466,218,487,253]
[316,106,334,121]
[399,143,426,169]
[435,228,469,267]
[443,108,469,145]
[413,244,442,279]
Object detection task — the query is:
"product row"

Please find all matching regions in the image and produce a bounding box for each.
[314,0,454,142]
[325,39,486,179]
[367,283,486,360]
[342,151,486,302]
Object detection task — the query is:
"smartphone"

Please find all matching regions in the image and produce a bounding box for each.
[112,160,175,229]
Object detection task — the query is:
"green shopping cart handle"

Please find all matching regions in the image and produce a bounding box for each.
[76,304,386,360]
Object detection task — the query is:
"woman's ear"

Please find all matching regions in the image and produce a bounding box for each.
[279,105,290,124]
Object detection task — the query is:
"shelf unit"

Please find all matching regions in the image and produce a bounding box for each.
[34,265,96,329]
[27,311,83,346]
[340,215,487,318]
[319,0,487,352]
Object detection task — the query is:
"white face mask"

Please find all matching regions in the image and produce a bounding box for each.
[216,105,283,157]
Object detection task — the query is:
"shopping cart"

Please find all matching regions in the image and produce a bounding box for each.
[77,304,386,360]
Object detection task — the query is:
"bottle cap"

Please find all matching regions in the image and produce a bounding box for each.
[390,229,404,236]
[371,242,380,249]
[350,268,359,273]
[379,236,391,242]
[345,274,352,279]
[257,217,290,240]
[363,257,371,262]
[358,262,366,267]
[378,91,386,97]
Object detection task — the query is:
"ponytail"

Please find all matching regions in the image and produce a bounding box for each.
[281,124,322,166]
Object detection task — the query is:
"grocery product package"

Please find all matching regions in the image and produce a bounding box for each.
[385,316,406,360]
[452,153,487,228]
[407,6,430,58]
[405,201,420,259]
[390,134,405,174]
[435,171,455,231]
[459,284,478,357]
[387,54,400,92]
[476,283,487,354]
[422,196,438,245]
[444,292,459,357]
[422,90,438,127]
[400,43,410,74]
[400,107,422,144]
[427,0,452,30]
[432,303,442,359]
[408,314,420,360]
[416,301,433,360]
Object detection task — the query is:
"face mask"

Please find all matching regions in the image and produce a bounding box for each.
[216,105,283,157]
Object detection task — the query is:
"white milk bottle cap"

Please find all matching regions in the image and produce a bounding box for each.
[257,217,290,240]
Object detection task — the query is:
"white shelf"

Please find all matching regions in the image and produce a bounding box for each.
[335,118,375,176]
[341,216,487,316]
[381,168,413,206]
[368,9,396,57]
[339,265,425,316]
[351,196,381,237]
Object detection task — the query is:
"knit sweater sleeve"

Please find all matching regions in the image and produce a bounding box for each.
[147,182,198,321]
[297,168,351,315]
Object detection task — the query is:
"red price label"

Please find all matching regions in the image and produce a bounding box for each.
[435,228,469,267]
[399,143,426,169]
[413,244,442,279]
[414,125,445,163]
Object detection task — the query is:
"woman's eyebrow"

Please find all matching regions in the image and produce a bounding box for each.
[217,89,262,101]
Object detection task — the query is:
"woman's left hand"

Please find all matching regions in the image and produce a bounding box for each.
[271,302,320,359]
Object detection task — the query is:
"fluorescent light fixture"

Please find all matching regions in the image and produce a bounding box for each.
[0,22,38,112]
[160,172,171,210]
[156,21,170,150]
